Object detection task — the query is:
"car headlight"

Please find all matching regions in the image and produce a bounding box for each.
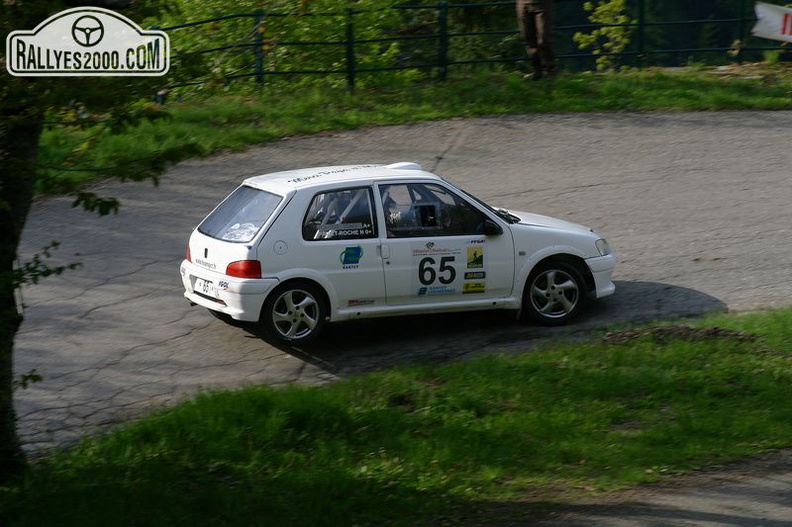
[595,238,612,256]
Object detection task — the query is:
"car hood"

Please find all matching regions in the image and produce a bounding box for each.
[506,210,596,236]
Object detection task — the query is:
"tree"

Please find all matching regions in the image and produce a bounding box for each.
[0,0,198,483]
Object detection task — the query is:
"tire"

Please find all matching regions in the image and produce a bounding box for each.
[261,281,327,345]
[524,260,585,326]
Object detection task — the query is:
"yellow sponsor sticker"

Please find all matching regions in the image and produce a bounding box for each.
[463,281,486,294]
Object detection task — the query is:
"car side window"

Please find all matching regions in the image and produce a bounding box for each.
[380,183,488,238]
[302,187,377,241]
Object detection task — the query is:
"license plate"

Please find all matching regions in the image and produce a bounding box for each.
[194,278,218,298]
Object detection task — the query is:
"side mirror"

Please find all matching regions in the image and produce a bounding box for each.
[483,219,503,236]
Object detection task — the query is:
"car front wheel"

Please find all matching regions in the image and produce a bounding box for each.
[262,282,327,345]
[524,261,585,326]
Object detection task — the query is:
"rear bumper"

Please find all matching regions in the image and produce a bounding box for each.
[180,260,279,322]
[585,254,616,299]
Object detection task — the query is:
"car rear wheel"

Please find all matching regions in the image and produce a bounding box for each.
[262,281,327,345]
[524,261,585,326]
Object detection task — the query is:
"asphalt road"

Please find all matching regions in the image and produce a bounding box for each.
[14,111,792,524]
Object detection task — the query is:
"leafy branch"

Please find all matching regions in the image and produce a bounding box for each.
[12,370,42,391]
[13,242,81,288]
[573,0,634,72]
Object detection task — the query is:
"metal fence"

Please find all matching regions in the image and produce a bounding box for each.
[159,1,787,91]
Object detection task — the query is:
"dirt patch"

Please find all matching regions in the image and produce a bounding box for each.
[601,325,757,345]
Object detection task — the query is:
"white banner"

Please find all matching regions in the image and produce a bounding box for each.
[752,2,792,43]
[6,6,169,77]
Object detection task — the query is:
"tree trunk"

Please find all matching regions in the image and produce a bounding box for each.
[0,109,44,484]
[0,0,153,485]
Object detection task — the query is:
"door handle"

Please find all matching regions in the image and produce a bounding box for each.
[379,244,390,259]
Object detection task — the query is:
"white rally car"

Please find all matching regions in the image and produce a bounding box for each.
[180,163,615,345]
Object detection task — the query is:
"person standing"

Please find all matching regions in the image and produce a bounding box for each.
[517,0,556,80]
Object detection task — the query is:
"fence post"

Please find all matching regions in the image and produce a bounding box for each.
[254,11,264,85]
[737,0,747,60]
[636,0,646,67]
[438,0,449,81]
[346,8,357,92]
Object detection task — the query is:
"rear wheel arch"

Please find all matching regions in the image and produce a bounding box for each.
[267,277,331,311]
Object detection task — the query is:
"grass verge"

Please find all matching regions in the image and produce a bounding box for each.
[3,308,792,526]
[38,64,792,192]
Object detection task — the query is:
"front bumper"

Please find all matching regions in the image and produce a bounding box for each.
[585,254,616,299]
[180,260,279,322]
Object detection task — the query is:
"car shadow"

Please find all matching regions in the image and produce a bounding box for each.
[253,280,726,377]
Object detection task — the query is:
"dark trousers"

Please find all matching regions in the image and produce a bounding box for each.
[517,0,556,74]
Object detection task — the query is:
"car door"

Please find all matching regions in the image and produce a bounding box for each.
[297,186,387,309]
[376,181,515,306]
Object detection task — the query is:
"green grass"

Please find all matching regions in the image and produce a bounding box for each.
[19,64,792,524]
[3,308,792,526]
[38,65,792,192]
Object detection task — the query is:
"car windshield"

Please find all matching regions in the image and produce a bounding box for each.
[198,186,282,242]
[442,179,520,224]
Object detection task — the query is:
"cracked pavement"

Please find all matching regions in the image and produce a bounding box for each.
[15,111,792,457]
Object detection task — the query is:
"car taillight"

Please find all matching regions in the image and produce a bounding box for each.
[226,260,262,279]
[186,246,192,262]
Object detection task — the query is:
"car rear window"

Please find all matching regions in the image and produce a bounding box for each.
[198,186,282,243]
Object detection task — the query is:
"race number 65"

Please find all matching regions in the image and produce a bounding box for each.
[418,256,456,285]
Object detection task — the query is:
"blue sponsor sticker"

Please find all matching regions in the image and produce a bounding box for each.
[340,246,363,266]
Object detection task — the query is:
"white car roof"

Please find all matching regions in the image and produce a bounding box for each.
[242,162,440,194]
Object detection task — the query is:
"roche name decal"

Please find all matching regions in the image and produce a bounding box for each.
[6,6,170,76]
[318,222,374,239]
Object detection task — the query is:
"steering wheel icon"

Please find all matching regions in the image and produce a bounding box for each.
[72,15,104,47]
